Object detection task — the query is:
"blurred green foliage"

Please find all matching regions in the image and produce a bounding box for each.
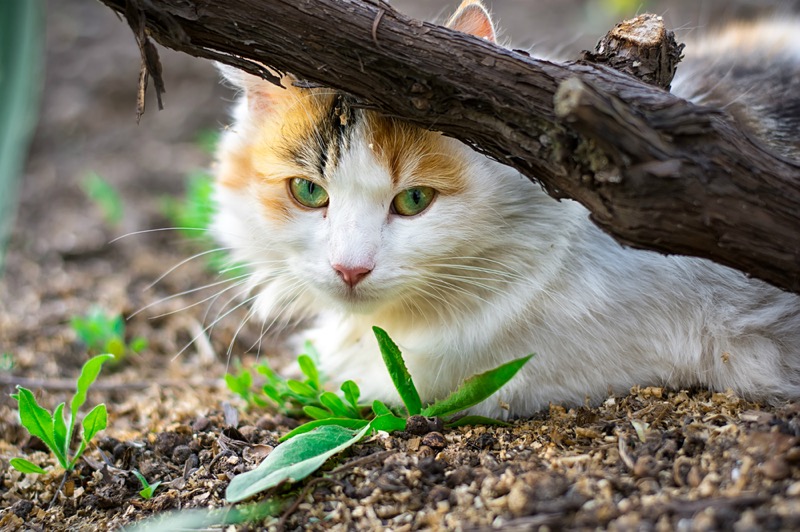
[0,0,44,273]
[82,172,125,226]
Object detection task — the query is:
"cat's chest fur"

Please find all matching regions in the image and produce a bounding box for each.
[212,5,800,417]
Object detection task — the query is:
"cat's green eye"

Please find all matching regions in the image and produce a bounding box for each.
[392,187,436,216]
[289,178,329,209]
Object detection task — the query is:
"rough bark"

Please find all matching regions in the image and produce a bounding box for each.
[96,0,800,293]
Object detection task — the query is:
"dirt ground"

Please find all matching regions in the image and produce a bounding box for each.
[2,0,800,530]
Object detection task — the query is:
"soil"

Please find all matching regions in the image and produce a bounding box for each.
[2,0,800,530]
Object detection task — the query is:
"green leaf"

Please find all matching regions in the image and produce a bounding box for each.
[226,424,370,503]
[104,337,125,358]
[302,405,333,420]
[129,337,148,353]
[372,327,421,416]
[10,457,47,475]
[133,470,161,499]
[422,355,533,418]
[446,415,511,428]
[303,341,321,365]
[372,400,392,417]
[123,501,281,532]
[297,355,319,389]
[140,480,161,500]
[341,380,360,410]
[14,386,65,466]
[319,392,352,418]
[279,418,369,442]
[286,379,317,398]
[261,383,282,404]
[81,403,107,444]
[68,354,114,447]
[81,172,124,225]
[369,413,407,433]
[225,370,252,396]
[52,402,67,457]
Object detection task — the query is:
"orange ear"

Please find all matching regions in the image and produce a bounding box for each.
[446,0,496,43]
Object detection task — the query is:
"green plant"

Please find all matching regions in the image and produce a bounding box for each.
[10,354,114,474]
[82,172,124,226]
[71,307,147,361]
[226,342,366,420]
[0,0,43,274]
[160,171,246,278]
[0,352,14,371]
[133,470,162,499]
[225,328,532,502]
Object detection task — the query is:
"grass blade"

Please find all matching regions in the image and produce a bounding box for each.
[372,327,421,416]
[421,355,533,418]
[10,458,47,475]
[226,424,370,503]
[68,354,114,445]
[279,418,369,442]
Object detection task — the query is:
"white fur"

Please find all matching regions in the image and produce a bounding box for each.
[212,20,800,418]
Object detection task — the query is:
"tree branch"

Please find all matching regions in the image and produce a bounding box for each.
[96,0,800,293]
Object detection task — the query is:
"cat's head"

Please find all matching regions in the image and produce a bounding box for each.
[212,2,529,322]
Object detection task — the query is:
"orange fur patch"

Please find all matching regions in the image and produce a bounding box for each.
[365,113,467,196]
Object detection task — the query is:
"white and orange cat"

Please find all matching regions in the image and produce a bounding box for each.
[212,1,800,417]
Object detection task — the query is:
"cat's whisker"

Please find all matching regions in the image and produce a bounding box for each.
[109,226,215,244]
[130,271,253,319]
[145,247,238,291]
[172,290,261,362]
[147,276,253,320]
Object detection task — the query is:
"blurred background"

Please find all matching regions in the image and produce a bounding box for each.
[1,0,799,385]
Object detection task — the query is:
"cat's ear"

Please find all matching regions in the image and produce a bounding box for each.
[217,63,295,117]
[446,0,497,43]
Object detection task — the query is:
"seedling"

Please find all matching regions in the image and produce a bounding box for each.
[226,342,365,420]
[82,172,124,226]
[71,306,147,361]
[133,470,162,500]
[225,328,532,502]
[10,354,114,474]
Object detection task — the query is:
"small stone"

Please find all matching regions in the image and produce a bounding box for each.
[634,455,660,478]
[763,457,790,480]
[421,431,447,449]
[507,482,533,516]
[191,416,210,432]
[406,415,430,435]
[172,445,192,464]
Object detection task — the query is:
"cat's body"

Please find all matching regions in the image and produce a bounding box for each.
[213,2,800,417]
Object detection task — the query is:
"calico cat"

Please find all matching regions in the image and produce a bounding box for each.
[212,1,800,417]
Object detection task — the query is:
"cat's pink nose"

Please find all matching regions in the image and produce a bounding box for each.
[333,264,372,288]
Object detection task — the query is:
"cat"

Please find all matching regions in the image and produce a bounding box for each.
[211,0,800,418]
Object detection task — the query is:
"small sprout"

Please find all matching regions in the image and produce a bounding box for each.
[224,328,533,502]
[133,470,162,500]
[71,307,147,362]
[0,352,14,371]
[10,354,114,474]
[82,172,124,226]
